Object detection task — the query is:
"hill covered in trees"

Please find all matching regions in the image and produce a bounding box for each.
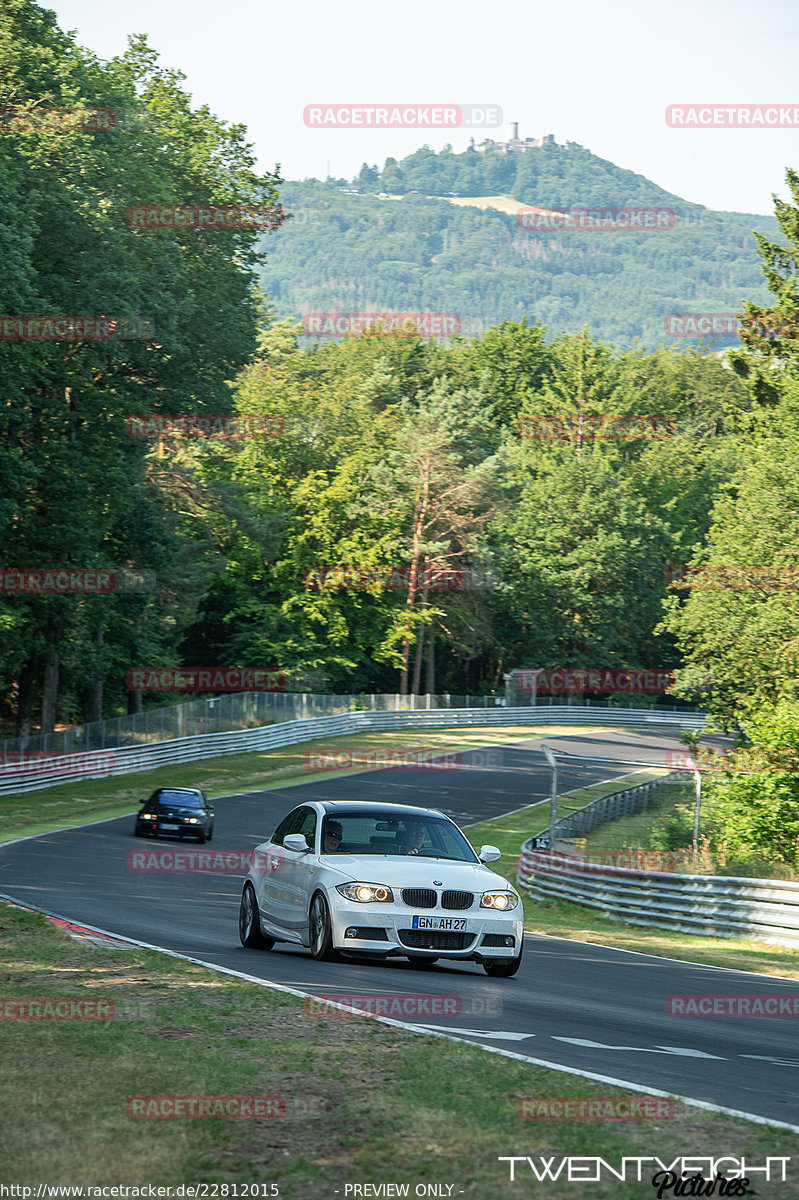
[259,142,778,349]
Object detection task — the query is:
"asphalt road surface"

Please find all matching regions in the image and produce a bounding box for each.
[3,727,799,1129]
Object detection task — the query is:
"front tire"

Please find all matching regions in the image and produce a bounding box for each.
[309,892,337,961]
[239,884,274,949]
[483,938,524,978]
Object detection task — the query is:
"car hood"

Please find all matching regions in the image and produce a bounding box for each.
[320,855,513,891]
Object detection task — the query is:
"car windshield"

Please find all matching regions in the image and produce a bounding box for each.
[153,791,202,808]
[320,812,478,862]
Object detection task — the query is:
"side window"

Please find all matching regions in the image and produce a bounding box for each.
[272,809,301,846]
[295,807,318,850]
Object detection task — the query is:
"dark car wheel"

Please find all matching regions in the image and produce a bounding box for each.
[483,938,524,978]
[239,884,274,949]
[207,822,213,841]
[196,828,206,844]
[309,893,337,962]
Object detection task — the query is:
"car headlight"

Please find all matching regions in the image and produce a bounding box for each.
[336,882,394,903]
[480,890,519,911]
[140,812,157,820]
[184,817,200,823]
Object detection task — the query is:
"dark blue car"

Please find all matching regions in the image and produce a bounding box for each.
[134,787,215,843]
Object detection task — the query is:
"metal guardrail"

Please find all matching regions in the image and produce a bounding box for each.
[517,849,799,949]
[526,774,672,849]
[517,772,799,949]
[0,705,705,796]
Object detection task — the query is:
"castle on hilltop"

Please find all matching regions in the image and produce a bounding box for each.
[472,122,563,153]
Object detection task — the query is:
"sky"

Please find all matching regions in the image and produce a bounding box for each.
[43,0,799,216]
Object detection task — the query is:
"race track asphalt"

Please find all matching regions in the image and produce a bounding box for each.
[3,726,798,1129]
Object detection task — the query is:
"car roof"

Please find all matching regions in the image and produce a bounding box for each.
[153,787,202,795]
[316,800,446,819]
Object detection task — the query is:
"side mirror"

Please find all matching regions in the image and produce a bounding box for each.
[283,833,310,853]
[479,845,501,864]
[206,806,215,815]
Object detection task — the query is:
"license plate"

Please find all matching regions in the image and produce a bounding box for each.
[412,915,467,931]
[160,823,179,831]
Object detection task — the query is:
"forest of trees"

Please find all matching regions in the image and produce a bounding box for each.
[3,1,799,864]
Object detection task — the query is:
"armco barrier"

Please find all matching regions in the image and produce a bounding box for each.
[517,849,799,949]
[0,705,704,796]
[526,775,673,849]
[517,770,799,948]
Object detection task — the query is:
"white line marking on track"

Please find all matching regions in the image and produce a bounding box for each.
[411,1025,535,1040]
[741,1055,799,1067]
[553,1036,725,1058]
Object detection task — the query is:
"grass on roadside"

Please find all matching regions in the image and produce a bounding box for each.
[2,903,797,1196]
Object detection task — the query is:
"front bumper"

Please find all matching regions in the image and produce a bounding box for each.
[327,899,523,961]
[134,819,207,839]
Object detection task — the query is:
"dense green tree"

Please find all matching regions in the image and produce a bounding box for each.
[0,0,283,732]
[661,385,799,721]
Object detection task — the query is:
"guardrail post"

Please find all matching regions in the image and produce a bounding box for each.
[541,744,558,851]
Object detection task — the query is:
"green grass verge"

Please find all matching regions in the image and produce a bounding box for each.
[0,724,607,842]
[3,904,797,1195]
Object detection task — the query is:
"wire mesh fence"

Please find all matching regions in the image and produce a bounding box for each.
[0,692,704,759]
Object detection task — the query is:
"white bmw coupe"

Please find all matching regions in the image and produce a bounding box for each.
[239,800,524,976]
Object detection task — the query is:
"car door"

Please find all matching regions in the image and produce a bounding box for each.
[281,806,319,935]
[259,808,302,930]
[201,791,214,837]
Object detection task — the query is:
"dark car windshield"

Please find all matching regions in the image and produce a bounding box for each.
[320,812,478,862]
[153,791,203,808]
